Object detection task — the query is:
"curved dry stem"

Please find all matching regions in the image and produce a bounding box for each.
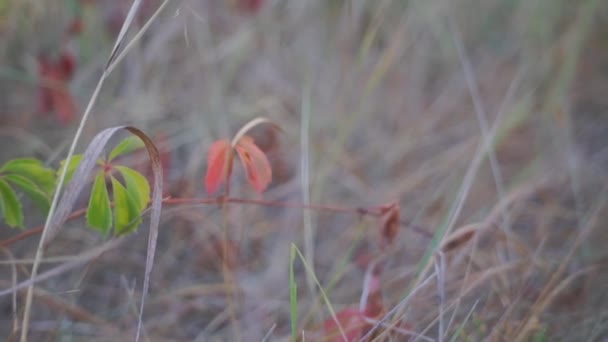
[230,117,280,147]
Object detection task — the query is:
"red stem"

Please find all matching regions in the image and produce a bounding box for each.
[0,196,387,248]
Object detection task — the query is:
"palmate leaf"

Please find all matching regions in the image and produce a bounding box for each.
[23,125,163,342]
[78,138,150,236]
[0,178,23,228]
[111,176,141,235]
[234,135,272,193]
[57,154,85,185]
[3,174,51,213]
[86,171,112,235]
[204,135,272,195]
[205,139,232,195]
[109,135,145,161]
[0,158,56,194]
[115,166,150,211]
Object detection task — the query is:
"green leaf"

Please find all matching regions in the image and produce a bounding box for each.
[1,158,56,194]
[86,172,112,235]
[0,178,23,228]
[109,136,145,161]
[115,166,150,211]
[56,155,85,185]
[4,174,51,213]
[111,176,141,235]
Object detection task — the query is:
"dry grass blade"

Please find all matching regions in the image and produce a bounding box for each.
[512,191,606,341]
[124,127,164,342]
[0,238,126,298]
[0,248,18,337]
[439,223,480,254]
[396,68,523,321]
[11,126,163,340]
[18,1,157,340]
[230,117,280,147]
[106,0,143,69]
[450,18,511,241]
[105,0,172,76]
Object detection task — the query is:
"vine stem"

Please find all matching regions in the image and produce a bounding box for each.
[0,196,388,249]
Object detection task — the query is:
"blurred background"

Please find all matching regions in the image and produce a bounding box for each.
[1,0,607,340]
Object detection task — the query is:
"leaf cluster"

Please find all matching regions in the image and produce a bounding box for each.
[0,136,150,236]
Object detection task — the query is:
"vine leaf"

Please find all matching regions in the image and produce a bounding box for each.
[56,155,85,185]
[0,178,23,228]
[234,135,272,193]
[204,135,272,195]
[205,139,232,195]
[116,165,150,211]
[58,139,151,236]
[109,135,145,161]
[3,174,51,213]
[45,128,112,242]
[111,176,141,235]
[86,172,112,235]
[0,158,55,222]
[0,158,56,194]
[40,126,163,342]
[38,52,78,126]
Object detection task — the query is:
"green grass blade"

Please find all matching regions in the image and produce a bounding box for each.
[289,244,298,341]
[291,243,347,341]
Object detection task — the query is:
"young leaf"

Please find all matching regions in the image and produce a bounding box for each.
[234,135,272,193]
[116,166,150,210]
[57,154,84,185]
[86,171,112,235]
[3,174,51,213]
[0,158,56,194]
[0,178,23,228]
[111,176,141,235]
[109,136,145,161]
[205,139,232,195]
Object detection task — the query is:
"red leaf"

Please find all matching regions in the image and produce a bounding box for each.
[238,0,264,13]
[379,202,400,248]
[38,57,54,113]
[234,135,272,193]
[68,18,83,36]
[58,53,77,79]
[37,53,77,125]
[323,307,368,342]
[205,139,232,195]
[50,84,77,126]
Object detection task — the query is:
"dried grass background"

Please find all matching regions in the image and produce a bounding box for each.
[1,0,608,341]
